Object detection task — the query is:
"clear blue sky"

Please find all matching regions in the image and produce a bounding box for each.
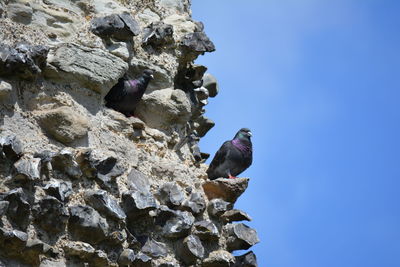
[192,1,400,266]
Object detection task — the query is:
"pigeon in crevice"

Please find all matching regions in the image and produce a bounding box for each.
[207,128,253,180]
[104,69,154,117]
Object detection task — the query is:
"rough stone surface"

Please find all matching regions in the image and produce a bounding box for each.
[177,234,204,265]
[202,250,235,267]
[181,32,216,53]
[225,223,260,251]
[221,209,252,223]
[234,251,258,267]
[0,135,23,161]
[141,239,168,258]
[181,191,206,214]
[203,178,249,203]
[0,80,12,99]
[13,156,41,181]
[156,182,185,208]
[143,21,174,47]
[43,180,73,202]
[85,189,126,221]
[207,198,231,218]
[90,12,140,41]
[203,73,219,97]
[192,220,219,241]
[162,210,195,238]
[1,188,30,230]
[33,196,69,233]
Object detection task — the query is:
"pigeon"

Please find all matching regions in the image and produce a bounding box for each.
[104,69,154,116]
[207,128,253,180]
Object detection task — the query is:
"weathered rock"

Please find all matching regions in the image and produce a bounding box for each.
[118,249,136,266]
[162,210,194,238]
[13,156,41,181]
[1,188,30,230]
[181,191,206,214]
[202,250,235,267]
[0,228,28,256]
[68,205,109,244]
[24,238,51,265]
[177,234,204,265]
[105,39,130,60]
[207,199,231,218]
[136,88,191,128]
[181,32,215,54]
[0,201,9,216]
[224,223,260,251]
[85,190,126,221]
[0,80,12,100]
[221,209,252,224]
[51,148,82,179]
[36,106,89,145]
[142,22,174,47]
[202,73,219,97]
[203,178,249,203]
[0,135,23,161]
[130,58,173,92]
[43,180,73,202]
[132,252,152,267]
[163,14,196,38]
[127,168,151,192]
[90,12,140,41]
[0,43,49,80]
[63,241,111,266]
[141,239,168,258]
[156,182,185,208]
[45,43,128,93]
[122,190,157,218]
[192,220,219,241]
[33,196,69,234]
[39,259,66,267]
[6,2,33,24]
[234,251,258,267]
[195,116,215,137]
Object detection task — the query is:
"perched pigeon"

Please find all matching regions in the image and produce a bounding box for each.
[104,69,154,116]
[207,128,253,180]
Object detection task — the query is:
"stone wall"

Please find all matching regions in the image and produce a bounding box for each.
[0,0,259,266]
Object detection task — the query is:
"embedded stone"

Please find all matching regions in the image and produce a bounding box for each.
[181,191,206,214]
[195,116,215,137]
[122,190,157,218]
[234,251,258,267]
[13,156,41,181]
[207,199,231,218]
[127,168,151,193]
[162,210,194,238]
[0,228,28,255]
[63,241,111,266]
[142,22,174,47]
[202,73,219,97]
[156,182,185,208]
[33,196,69,234]
[0,80,12,100]
[224,223,260,251]
[141,239,167,258]
[6,3,33,24]
[90,12,140,41]
[68,205,109,244]
[118,249,136,266]
[221,209,252,224]
[0,201,9,216]
[181,32,215,53]
[202,250,235,267]
[36,106,89,145]
[24,238,51,265]
[0,135,23,161]
[85,190,126,221]
[202,178,249,203]
[177,234,204,265]
[51,148,82,179]
[1,188,30,230]
[43,180,73,202]
[192,220,219,241]
[132,252,152,267]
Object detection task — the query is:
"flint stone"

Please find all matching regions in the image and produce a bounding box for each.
[192,220,219,241]
[162,210,194,239]
[195,116,215,137]
[221,209,252,223]
[43,180,73,202]
[202,73,219,97]
[39,259,66,267]
[181,191,206,214]
[24,238,51,265]
[202,250,235,267]
[178,234,204,265]
[207,199,231,218]
[90,12,140,41]
[1,188,30,230]
[203,178,249,203]
[85,190,126,221]
[45,43,128,94]
[136,88,191,129]
[141,239,167,258]
[119,249,136,266]
[0,201,9,216]
[0,135,23,161]
[122,190,157,218]
[68,205,109,244]
[0,228,28,254]
[13,156,41,181]
[33,196,69,233]
[0,80,12,99]
[225,223,260,251]
[181,32,215,53]
[154,205,177,226]
[63,241,111,266]
[142,22,174,47]
[234,251,258,267]
[194,87,209,101]
[51,148,82,179]
[156,182,185,208]
[0,43,48,80]
[127,168,151,192]
[133,252,152,267]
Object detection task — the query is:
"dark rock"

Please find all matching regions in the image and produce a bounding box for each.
[207,199,231,218]
[68,205,109,244]
[181,32,215,53]
[225,223,260,251]
[192,220,219,241]
[195,116,215,137]
[177,234,204,265]
[141,239,167,258]
[43,180,73,202]
[1,188,30,230]
[202,250,235,267]
[181,191,206,214]
[0,201,9,216]
[221,209,252,224]
[0,228,28,256]
[127,168,151,192]
[107,230,127,245]
[193,87,209,101]
[203,178,249,203]
[24,238,50,265]
[51,149,82,179]
[142,22,174,47]
[33,196,69,234]
[13,156,41,181]
[162,210,194,239]
[0,135,23,161]
[122,190,158,218]
[90,12,140,41]
[85,190,126,221]
[154,205,177,226]
[202,73,219,97]
[234,251,258,267]
[63,241,111,266]
[132,252,152,267]
[155,182,185,208]
[119,249,136,266]
[0,43,49,80]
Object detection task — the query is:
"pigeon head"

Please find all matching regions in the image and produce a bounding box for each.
[234,128,252,140]
[142,69,154,79]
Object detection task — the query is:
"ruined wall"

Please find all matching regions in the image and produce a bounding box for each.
[0,0,259,266]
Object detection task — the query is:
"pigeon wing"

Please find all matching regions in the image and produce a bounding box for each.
[207,141,232,176]
[104,78,128,103]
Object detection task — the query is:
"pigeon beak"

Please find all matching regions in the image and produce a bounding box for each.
[248,132,252,137]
